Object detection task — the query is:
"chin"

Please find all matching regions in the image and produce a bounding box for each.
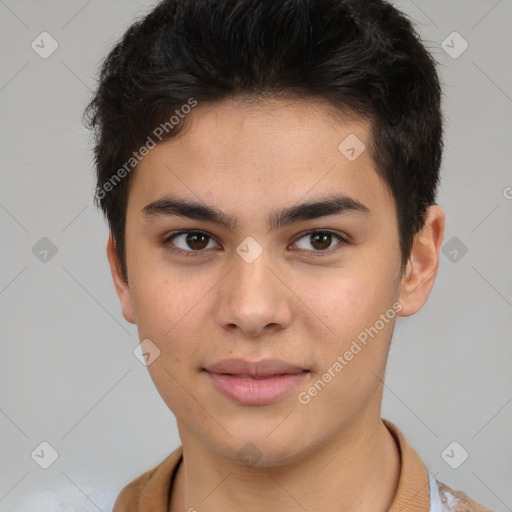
[204,428,312,468]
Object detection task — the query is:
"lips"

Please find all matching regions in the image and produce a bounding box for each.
[203,358,309,405]
[204,358,306,377]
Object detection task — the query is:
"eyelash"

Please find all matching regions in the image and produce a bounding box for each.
[162,230,348,258]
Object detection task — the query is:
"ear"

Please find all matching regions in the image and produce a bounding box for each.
[398,205,445,317]
[106,234,136,324]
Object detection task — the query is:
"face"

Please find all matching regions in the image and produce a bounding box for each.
[108,97,441,466]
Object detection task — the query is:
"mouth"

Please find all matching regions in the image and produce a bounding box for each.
[202,358,310,406]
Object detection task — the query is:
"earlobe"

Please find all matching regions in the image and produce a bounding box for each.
[398,205,445,317]
[106,235,136,324]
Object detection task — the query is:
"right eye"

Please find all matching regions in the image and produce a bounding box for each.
[163,230,221,257]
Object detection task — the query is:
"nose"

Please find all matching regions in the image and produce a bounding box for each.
[215,246,292,339]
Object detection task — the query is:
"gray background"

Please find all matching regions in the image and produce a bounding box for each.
[0,0,511,510]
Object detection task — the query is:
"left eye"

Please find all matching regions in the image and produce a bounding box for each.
[292,231,346,252]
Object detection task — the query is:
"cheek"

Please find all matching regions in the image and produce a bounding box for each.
[131,261,193,328]
[299,275,396,423]
[129,266,208,365]
[131,272,208,409]
[305,267,397,381]
[307,269,386,333]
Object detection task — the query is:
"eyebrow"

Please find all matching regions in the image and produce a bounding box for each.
[141,194,369,231]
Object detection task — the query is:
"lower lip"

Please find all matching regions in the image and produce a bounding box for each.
[205,371,309,406]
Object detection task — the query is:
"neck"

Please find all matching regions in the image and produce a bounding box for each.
[169,414,400,512]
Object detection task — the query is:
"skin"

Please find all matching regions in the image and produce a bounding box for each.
[107,97,445,512]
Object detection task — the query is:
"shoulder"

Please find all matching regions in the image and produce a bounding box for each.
[429,476,494,512]
[112,462,161,509]
[113,446,183,511]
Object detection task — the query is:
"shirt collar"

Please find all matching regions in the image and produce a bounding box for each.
[384,419,431,512]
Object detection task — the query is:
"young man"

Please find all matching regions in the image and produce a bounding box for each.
[85,0,493,510]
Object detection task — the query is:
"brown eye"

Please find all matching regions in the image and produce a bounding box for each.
[310,232,332,250]
[293,230,346,253]
[185,232,209,250]
[164,231,219,255]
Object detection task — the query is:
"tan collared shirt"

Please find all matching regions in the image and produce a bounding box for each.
[113,419,493,511]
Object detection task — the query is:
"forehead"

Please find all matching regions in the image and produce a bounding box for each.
[129,97,393,219]
[166,96,370,164]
